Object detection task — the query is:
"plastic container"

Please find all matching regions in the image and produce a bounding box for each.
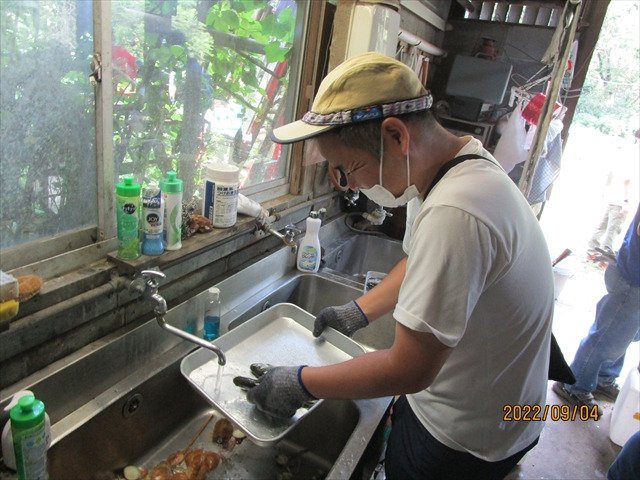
[160,172,183,251]
[297,211,322,273]
[116,175,141,260]
[0,271,19,302]
[9,395,49,479]
[202,163,240,228]
[364,271,387,293]
[2,391,51,471]
[553,266,573,301]
[204,287,221,341]
[141,183,164,256]
[610,366,640,447]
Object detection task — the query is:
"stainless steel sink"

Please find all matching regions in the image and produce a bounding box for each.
[4,224,395,480]
[321,234,406,280]
[48,348,370,480]
[226,273,396,351]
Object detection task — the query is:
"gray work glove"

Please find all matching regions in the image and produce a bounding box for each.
[313,300,368,338]
[247,366,315,419]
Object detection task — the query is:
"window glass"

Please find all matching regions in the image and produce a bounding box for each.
[112,0,303,201]
[0,0,97,250]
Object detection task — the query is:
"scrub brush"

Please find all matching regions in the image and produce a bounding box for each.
[17,275,42,302]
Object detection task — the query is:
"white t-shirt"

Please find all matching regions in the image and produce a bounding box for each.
[395,137,554,461]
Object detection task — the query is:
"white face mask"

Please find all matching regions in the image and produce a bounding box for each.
[360,133,419,208]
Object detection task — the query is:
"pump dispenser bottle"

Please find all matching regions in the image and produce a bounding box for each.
[2,391,51,472]
[9,394,49,479]
[297,211,322,273]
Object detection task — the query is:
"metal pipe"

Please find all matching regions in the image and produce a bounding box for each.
[398,28,447,57]
[261,225,297,248]
[155,314,226,365]
[0,275,130,363]
[140,272,226,366]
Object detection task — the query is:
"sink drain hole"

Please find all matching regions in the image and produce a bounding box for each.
[122,393,143,418]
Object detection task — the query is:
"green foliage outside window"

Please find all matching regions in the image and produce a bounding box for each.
[0,0,302,251]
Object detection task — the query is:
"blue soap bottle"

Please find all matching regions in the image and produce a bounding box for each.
[204,287,221,341]
[141,183,164,256]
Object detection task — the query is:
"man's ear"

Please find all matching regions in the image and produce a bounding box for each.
[381,117,410,155]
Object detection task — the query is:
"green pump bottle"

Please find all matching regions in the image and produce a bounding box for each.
[10,395,49,480]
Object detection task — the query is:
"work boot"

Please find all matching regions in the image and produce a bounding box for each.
[552,382,603,419]
[595,382,620,401]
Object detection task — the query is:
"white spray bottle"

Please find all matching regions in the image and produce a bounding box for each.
[297,210,324,273]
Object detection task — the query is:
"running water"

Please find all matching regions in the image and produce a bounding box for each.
[216,363,224,392]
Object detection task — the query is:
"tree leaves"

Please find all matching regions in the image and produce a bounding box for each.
[264,42,288,63]
[221,10,240,30]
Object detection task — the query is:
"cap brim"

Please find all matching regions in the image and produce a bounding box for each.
[269,120,337,144]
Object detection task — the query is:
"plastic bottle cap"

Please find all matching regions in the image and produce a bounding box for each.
[208,287,220,301]
[116,175,141,197]
[143,183,161,198]
[160,171,183,193]
[204,163,240,183]
[9,395,45,429]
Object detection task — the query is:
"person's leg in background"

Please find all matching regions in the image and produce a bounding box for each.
[588,205,614,256]
[601,205,627,253]
[607,430,640,480]
[565,263,640,396]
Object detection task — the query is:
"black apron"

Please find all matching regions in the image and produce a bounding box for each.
[423,154,575,384]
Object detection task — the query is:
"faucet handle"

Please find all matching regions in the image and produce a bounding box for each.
[343,189,359,206]
[140,269,165,290]
[283,224,301,243]
[284,224,301,233]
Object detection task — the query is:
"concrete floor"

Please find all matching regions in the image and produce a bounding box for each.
[509,125,640,480]
[504,256,639,480]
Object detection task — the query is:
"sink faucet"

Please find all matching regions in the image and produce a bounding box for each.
[343,189,360,206]
[260,223,300,250]
[134,270,227,365]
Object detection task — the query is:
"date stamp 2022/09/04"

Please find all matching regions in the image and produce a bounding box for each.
[503,404,600,422]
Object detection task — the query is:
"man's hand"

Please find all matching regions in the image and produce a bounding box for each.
[246,366,315,419]
[313,301,369,338]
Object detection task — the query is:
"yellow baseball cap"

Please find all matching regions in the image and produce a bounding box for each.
[269,52,432,144]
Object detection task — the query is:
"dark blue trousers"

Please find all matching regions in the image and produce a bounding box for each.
[385,395,538,480]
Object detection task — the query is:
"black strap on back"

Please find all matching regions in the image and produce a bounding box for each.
[423,154,492,199]
[422,153,576,384]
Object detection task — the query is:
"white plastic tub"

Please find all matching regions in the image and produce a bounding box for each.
[610,366,640,447]
[553,267,573,301]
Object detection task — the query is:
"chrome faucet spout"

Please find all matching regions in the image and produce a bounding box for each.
[134,269,227,366]
[155,314,227,365]
[150,293,167,315]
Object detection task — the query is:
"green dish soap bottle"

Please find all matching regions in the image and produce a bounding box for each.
[10,395,49,480]
[116,175,141,259]
[160,171,183,251]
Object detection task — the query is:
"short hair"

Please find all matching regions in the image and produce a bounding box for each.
[324,109,437,160]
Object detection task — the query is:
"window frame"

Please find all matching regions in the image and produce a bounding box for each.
[1,0,318,275]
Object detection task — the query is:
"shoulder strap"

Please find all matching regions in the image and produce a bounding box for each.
[423,154,492,199]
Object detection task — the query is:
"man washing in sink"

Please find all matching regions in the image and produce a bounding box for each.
[247,52,554,480]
